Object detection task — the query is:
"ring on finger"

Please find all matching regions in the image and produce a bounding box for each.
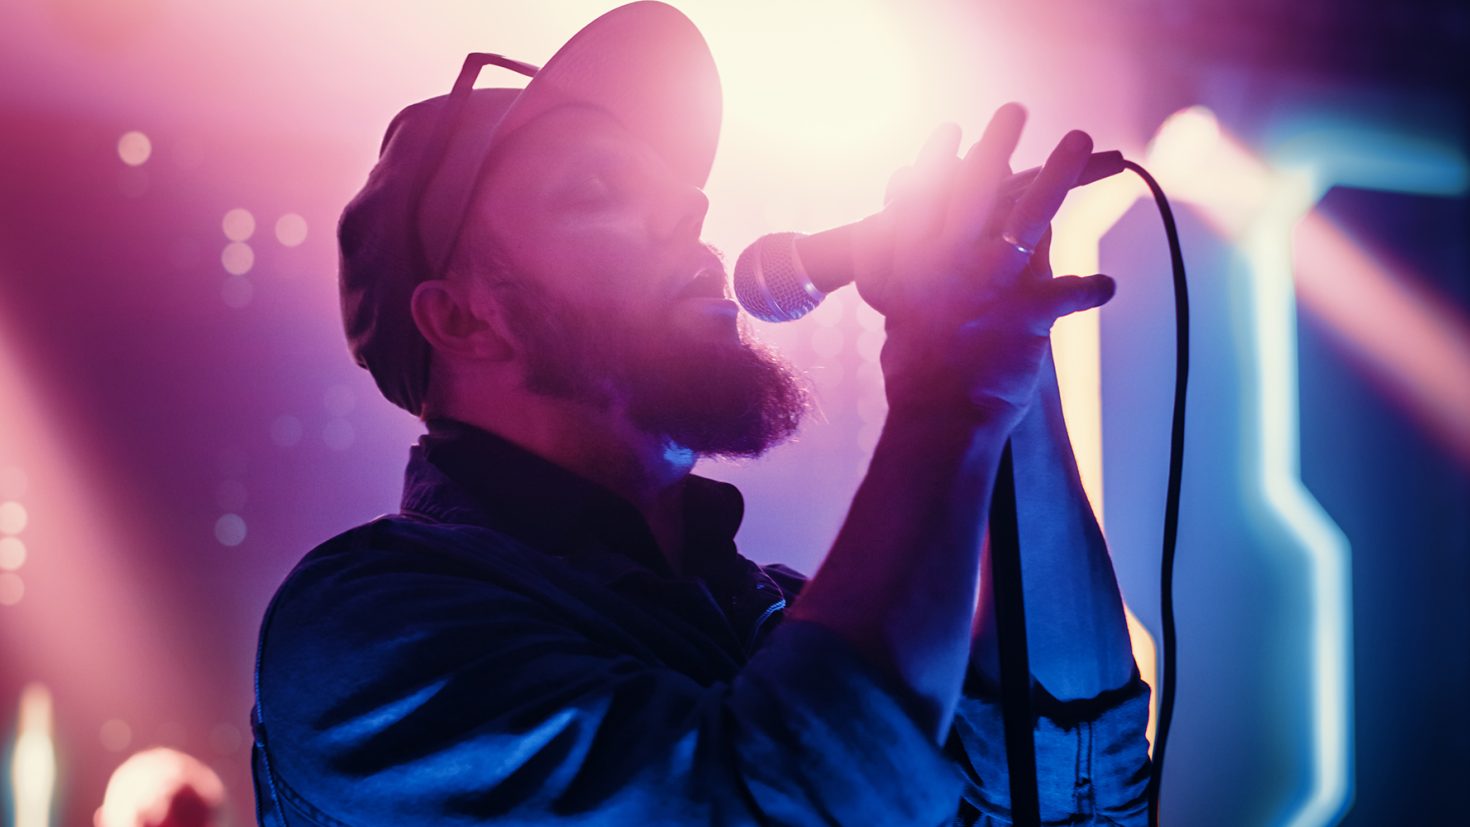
[1000,230,1035,257]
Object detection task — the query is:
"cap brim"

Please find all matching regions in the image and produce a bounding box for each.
[493,1,722,188]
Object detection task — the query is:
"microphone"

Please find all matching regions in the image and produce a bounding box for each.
[733,150,1125,322]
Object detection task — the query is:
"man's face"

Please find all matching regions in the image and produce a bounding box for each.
[454,105,806,457]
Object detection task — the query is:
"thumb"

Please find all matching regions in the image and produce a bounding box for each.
[1030,273,1116,323]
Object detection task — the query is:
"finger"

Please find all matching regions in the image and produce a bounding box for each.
[1026,273,1116,330]
[896,123,962,248]
[1002,130,1092,250]
[945,103,1026,245]
[1024,226,1053,281]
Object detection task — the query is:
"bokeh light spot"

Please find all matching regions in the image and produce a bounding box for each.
[98,719,132,753]
[811,364,844,390]
[221,241,254,276]
[0,500,28,534]
[0,537,25,570]
[855,301,885,332]
[214,513,247,547]
[856,330,885,362]
[222,208,256,241]
[0,572,23,605]
[117,131,151,166]
[221,275,254,308]
[275,213,308,247]
[270,415,304,448]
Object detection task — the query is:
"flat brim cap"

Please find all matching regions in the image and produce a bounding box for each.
[338,1,722,415]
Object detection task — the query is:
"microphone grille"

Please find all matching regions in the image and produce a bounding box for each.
[733,232,826,323]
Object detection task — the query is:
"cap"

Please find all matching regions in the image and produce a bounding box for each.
[338,1,722,415]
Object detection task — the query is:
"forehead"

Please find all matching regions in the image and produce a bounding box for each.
[480,105,663,198]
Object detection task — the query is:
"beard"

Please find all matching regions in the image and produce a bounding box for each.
[494,280,808,459]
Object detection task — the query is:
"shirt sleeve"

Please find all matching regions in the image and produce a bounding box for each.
[946,666,1153,826]
[254,536,962,826]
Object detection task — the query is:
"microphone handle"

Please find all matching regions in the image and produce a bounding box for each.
[796,150,1125,294]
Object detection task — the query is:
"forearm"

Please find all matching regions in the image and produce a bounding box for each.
[972,349,1134,701]
[788,411,1006,741]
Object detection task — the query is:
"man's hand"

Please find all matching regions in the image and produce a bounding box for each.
[853,105,1115,431]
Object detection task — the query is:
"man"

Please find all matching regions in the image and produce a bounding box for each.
[251,3,1151,825]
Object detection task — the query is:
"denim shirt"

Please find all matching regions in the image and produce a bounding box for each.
[251,419,1151,825]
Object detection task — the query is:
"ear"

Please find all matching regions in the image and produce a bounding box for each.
[410,278,515,362]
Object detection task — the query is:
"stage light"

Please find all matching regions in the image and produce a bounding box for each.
[707,0,924,164]
[9,683,56,827]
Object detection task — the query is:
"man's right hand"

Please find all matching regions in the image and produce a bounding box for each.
[852,104,1116,433]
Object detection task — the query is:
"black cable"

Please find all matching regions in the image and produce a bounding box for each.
[989,442,1041,826]
[1120,160,1189,827]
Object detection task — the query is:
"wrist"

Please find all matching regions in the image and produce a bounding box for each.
[879,405,1010,461]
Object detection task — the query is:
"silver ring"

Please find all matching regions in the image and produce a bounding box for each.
[1000,230,1034,257]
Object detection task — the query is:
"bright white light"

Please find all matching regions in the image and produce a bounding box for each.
[117,131,152,166]
[275,213,309,247]
[95,747,224,827]
[222,208,256,241]
[708,0,924,164]
[10,683,55,827]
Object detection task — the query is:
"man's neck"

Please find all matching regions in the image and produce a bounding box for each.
[435,393,696,573]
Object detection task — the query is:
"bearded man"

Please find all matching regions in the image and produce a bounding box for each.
[250,4,1152,825]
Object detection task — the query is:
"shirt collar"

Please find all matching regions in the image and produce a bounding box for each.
[400,417,746,579]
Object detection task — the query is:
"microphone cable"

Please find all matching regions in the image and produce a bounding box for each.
[1121,160,1189,827]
